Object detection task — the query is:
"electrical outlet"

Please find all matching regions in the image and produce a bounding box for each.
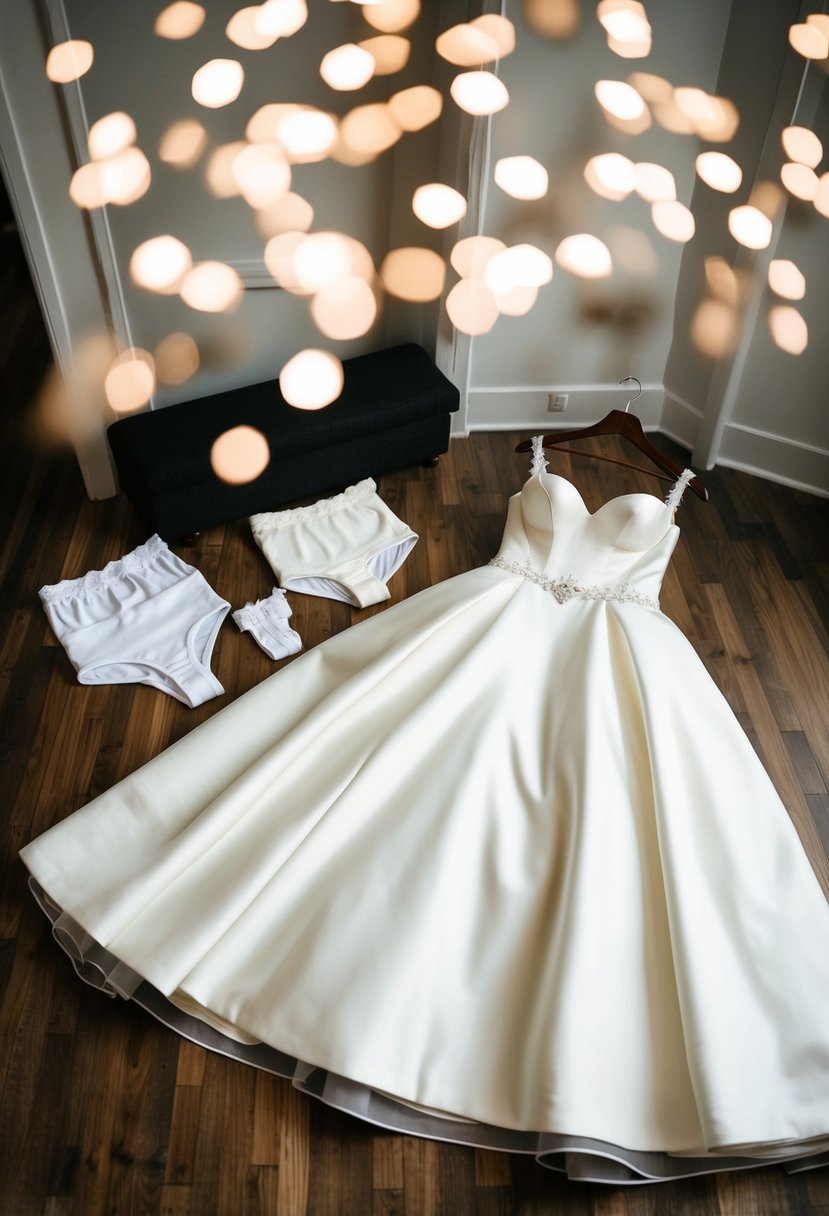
[548,393,568,412]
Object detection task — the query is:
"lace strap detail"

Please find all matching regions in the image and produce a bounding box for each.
[664,468,695,512]
[530,435,549,477]
[232,588,292,631]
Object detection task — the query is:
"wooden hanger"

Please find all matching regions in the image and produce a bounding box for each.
[514,378,709,502]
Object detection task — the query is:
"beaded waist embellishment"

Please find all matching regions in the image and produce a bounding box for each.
[489,556,660,612]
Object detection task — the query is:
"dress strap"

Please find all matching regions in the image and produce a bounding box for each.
[664,468,695,512]
[530,435,549,477]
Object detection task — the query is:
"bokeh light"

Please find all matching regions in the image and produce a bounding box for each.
[255,0,308,37]
[362,0,420,34]
[521,0,580,39]
[597,1,652,58]
[633,161,676,202]
[555,234,613,278]
[494,284,538,316]
[159,119,207,168]
[446,280,499,335]
[211,426,270,483]
[276,109,338,163]
[728,204,773,249]
[180,261,244,311]
[651,200,695,242]
[494,156,548,199]
[584,152,636,200]
[292,231,367,292]
[781,125,823,167]
[191,59,244,108]
[337,103,402,160]
[436,24,500,67]
[104,349,156,414]
[46,39,94,83]
[814,173,829,219]
[130,235,193,293]
[780,162,819,201]
[704,255,739,304]
[450,235,506,278]
[673,88,739,141]
[88,112,136,161]
[205,141,247,197]
[264,231,308,292]
[232,142,291,208]
[768,259,805,300]
[388,85,443,131]
[472,14,516,57]
[412,183,467,228]
[320,43,376,90]
[695,151,742,192]
[484,244,553,292]
[154,2,205,39]
[255,192,314,238]
[154,332,200,385]
[279,349,345,409]
[594,79,647,121]
[450,72,510,116]
[788,22,829,59]
[311,278,378,340]
[380,248,446,300]
[359,35,410,75]
[769,305,808,354]
[226,7,280,50]
[691,299,738,358]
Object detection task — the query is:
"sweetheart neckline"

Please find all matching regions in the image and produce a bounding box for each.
[531,471,679,522]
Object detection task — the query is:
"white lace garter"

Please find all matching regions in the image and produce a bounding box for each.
[489,557,660,611]
[232,588,302,660]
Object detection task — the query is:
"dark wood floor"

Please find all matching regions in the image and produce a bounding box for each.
[2,226,829,1215]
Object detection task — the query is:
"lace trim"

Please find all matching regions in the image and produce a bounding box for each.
[530,435,549,478]
[39,535,167,604]
[250,479,378,537]
[489,556,661,611]
[232,588,292,631]
[664,468,695,512]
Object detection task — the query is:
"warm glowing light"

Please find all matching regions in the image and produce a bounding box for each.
[130,235,192,293]
[105,349,156,414]
[180,262,243,311]
[388,85,443,131]
[154,2,205,39]
[226,6,279,49]
[768,259,805,301]
[255,0,308,37]
[68,163,107,209]
[264,232,308,291]
[88,112,136,161]
[807,13,829,38]
[814,173,829,219]
[337,104,402,160]
[651,200,695,243]
[494,284,538,316]
[412,183,467,228]
[594,79,646,121]
[255,192,314,238]
[769,306,808,355]
[191,59,244,108]
[627,72,672,103]
[555,234,613,278]
[232,143,291,208]
[704,256,739,305]
[494,156,548,200]
[606,31,652,58]
[633,162,676,202]
[211,426,270,484]
[311,277,378,340]
[522,0,580,39]
[362,0,420,34]
[652,99,696,135]
[446,280,499,335]
[471,14,516,57]
[159,119,207,168]
[205,142,246,197]
[320,43,376,90]
[450,235,506,278]
[696,151,742,193]
[450,71,510,116]
[279,349,344,409]
[154,332,200,385]
[788,23,829,59]
[292,232,357,291]
[691,300,738,359]
[607,226,658,275]
[73,148,153,208]
[673,88,739,142]
[436,24,500,67]
[246,103,298,143]
[358,35,410,74]
[46,39,94,82]
[781,125,823,167]
[276,109,338,162]
[484,244,553,293]
[584,152,636,200]
[749,180,784,220]
[728,205,773,250]
[380,248,446,300]
[780,162,819,201]
[597,1,652,57]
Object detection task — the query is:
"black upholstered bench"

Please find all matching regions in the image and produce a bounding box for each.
[107,343,459,540]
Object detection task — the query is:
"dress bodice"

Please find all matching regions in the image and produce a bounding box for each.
[494,470,688,606]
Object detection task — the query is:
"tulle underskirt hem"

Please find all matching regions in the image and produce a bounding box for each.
[29,878,829,1187]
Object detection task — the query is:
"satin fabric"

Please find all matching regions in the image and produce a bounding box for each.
[21,469,829,1179]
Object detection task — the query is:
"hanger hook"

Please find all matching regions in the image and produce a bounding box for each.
[620,375,642,413]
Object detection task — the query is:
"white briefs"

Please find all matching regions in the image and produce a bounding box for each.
[40,535,230,708]
[250,479,418,609]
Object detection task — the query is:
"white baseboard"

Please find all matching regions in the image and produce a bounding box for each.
[466,384,665,431]
[661,390,703,452]
[717,422,829,498]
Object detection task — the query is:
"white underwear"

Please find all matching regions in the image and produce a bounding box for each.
[250,479,418,609]
[40,535,230,708]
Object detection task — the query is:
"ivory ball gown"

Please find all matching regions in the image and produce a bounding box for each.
[21,442,829,1185]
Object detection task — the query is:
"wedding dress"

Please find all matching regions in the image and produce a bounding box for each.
[20,442,829,1185]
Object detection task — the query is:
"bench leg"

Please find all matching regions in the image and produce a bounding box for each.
[180,532,201,546]
[422,455,440,468]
